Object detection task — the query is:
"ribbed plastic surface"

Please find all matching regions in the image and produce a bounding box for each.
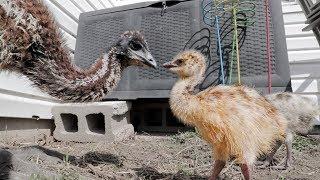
[196,1,277,88]
[139,9,192,80]
[234,1,277,76]
[74,0,291,99]
[77,18,125,68]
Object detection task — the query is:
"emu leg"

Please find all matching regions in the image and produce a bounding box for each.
[284,137,293,168]
[256,140,283,168]
[271,132,293,170]
[240,163,251,180]
[209,160,226,180]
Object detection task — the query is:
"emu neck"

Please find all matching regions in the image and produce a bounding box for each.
[72,49,122,100]
[169,73,204,126]
[51,48,123,102]
[172,72,204,96]
[0,0,124,102]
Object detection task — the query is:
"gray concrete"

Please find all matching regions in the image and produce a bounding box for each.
[52,101,134,143]
[0,117,53,143]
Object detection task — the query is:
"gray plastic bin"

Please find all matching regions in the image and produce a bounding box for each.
[74,0,291,100]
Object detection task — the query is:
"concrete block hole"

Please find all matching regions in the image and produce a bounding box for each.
[60,113,78,132]
[86,113,105,134]
[131,100,191,133]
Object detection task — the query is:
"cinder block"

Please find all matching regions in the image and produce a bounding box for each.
[52,101,133,143]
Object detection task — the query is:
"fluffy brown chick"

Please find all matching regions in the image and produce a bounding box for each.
[163,50,288,180]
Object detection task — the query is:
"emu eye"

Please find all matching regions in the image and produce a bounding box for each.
[176,59,183,65]
[129,41,142,51]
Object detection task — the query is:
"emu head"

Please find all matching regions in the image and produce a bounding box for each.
[163,50,206,78]
[114,31,157,69]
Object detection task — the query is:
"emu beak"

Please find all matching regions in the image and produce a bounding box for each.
[133,50,157,69]
[142,51,157,69]
[163,61,177,69]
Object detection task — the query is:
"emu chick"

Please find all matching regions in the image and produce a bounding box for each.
[266,92,319,135]
[255,92,320,169]
[163,50,288,180]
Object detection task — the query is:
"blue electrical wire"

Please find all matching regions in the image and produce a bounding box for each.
[201,0,225,84]
[201,0,256,85]
[215,16,225,84]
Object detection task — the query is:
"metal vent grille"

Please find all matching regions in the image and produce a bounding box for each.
[139,10,192,79]
[77,18,125,69]
[236,0,277,76]
[203,1,276,80]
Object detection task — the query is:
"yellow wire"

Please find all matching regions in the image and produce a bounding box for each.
[233,6,241,85]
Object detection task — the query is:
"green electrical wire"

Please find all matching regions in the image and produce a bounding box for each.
[228,31,236,84]
[227,0,256,84]
[212,0,255,84]
[237,1,256,27]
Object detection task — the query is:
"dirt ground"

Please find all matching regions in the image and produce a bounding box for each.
[0,132,319,180]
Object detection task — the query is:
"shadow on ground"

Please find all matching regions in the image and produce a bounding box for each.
[22,146,208,179]
[0,149,12,180]
[29,145,123,167]
[133,166,207,180]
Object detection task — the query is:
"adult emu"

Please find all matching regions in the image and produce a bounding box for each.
[0,0,157,102]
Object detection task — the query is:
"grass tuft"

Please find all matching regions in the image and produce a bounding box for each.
[292,135,319,152]
[171,131,198,144]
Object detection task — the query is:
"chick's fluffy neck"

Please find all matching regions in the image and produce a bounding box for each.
[169,71,205,124]
[174,71,205,93]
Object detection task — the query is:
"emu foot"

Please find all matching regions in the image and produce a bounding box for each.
[255,161,272,169]
[255,159,278,169]
[270,158,292,170]
[270,165,288,170]
[263,156,292,170]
